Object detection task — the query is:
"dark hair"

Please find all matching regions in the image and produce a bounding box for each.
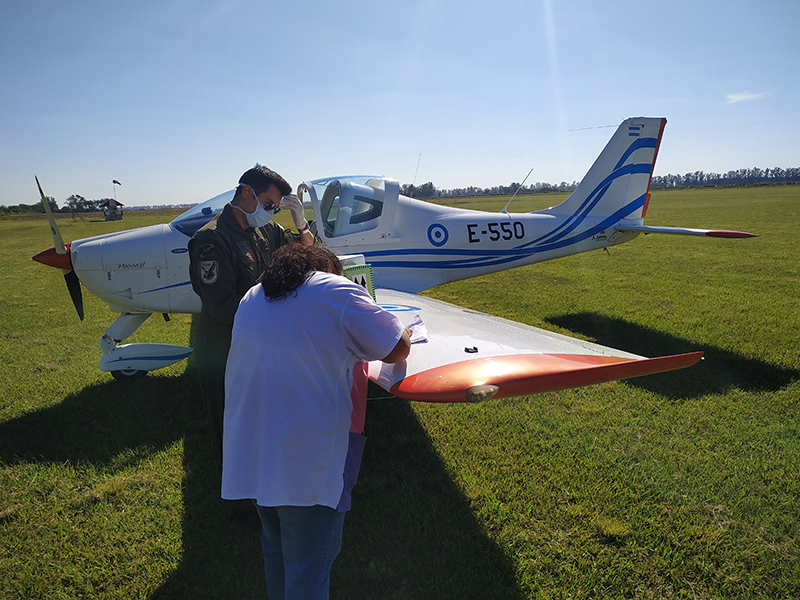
[237,164,292,197]
[259,244,344,301]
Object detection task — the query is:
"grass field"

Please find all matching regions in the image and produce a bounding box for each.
[1,186,798,599]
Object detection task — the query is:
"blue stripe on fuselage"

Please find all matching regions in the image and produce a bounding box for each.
[364,194,646,270]
[139,280,193,295]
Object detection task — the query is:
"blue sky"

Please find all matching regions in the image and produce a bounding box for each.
[1,0,797,207]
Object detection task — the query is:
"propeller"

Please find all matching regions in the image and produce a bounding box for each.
[32,177,85,320]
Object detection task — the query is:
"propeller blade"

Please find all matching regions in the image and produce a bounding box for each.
[34,177,84,320]
[36,176,66,254]
[64,269,85,321]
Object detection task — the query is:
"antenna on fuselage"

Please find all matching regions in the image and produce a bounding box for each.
[567,124,616,131]
[409,152,422,198]
[501,168,534,214]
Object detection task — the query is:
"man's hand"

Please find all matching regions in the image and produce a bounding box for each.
[281,194,308,230]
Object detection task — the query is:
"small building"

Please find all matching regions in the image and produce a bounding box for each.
[102,199,124,221]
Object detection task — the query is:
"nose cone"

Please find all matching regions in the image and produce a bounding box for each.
[33,245,73,270]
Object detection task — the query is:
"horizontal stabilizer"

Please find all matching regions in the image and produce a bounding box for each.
[615,224,757,238]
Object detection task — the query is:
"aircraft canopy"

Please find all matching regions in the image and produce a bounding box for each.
[170,189,235,237]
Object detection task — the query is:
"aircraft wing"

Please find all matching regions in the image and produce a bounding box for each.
[369,289,702,403]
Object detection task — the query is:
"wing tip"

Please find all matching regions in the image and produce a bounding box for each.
[704,230,758,239]
[391,351,704,403]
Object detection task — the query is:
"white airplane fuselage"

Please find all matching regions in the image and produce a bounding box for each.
[62,117,668,315]
[65,188,641,315]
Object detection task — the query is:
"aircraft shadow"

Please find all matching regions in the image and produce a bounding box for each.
[151,376,524,598]
[331,396,523,599]
[545,312,798,399]
[0,375,196,468]
[0,357,523,599]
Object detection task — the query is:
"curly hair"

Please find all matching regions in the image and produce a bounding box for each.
[259,244,344,301]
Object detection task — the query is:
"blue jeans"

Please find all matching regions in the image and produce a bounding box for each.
[255,504,346,600]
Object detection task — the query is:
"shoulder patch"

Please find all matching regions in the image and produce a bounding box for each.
[197,243,218,260]
[200,261,218,285]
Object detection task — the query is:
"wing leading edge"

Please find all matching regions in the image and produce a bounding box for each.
[370,289,703,403]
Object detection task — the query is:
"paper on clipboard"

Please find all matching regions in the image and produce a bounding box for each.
[406,314,428,344]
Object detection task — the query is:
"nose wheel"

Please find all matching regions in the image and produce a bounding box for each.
[110,368,148,381]
[99,313,192,379]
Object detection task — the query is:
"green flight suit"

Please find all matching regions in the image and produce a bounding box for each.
[188,203,298,470]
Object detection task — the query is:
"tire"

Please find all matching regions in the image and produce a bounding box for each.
[110,369,148,380]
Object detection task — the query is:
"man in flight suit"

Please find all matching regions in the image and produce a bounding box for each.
[188,164,314,521]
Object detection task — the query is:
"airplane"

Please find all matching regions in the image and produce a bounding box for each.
[33,117,756,402]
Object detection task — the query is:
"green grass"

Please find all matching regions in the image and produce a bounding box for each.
[1,187,799,598]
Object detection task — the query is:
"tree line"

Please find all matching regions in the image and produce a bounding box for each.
[402,166,800,199]
[0,194,115,216]
[3,167,799,214]
[650,167,800,188]
[400,180,579,199]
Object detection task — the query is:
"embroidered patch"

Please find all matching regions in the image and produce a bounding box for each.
[237,241,255,262]
[197,243,217,260]
[200,261,218,285]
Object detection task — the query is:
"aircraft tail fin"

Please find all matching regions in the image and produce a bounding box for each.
[542,117,666,223]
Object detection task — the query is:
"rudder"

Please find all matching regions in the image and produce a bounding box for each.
[541,117,666,222]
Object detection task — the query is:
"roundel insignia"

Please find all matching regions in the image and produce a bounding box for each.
[427,224,448,247]
[379,304,421,312]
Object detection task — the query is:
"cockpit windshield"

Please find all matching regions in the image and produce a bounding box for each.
[304,176,385,203]
[170,189,235,237]
[172,176,393,239]
[303,176,387,239]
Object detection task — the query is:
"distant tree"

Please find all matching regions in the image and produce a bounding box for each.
[402,182,438,198]
[64,195,101,212]
[38,196,58,213]
[0,196,56,214]
[415,182,437,198]
[66,195,88,212]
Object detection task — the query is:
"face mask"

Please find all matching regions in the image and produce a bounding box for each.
[234,184,276,227]
[234,201,275,228]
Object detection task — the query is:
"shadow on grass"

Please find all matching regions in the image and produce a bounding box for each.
[332,397,523,600]
[545,312,799,398]
[0,371,268,598]
[0,351,523,599]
